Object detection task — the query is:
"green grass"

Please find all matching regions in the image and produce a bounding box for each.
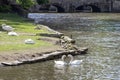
[0,13,52,52]
[0,13,50,33]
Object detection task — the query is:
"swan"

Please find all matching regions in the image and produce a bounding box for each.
[8,31,18,36]
[24,39,35,44]
[54,55,67,65]
[68,54,83,65]
[1,24,14,32]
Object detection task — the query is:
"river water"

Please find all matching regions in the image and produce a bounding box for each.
[0,13,120,80]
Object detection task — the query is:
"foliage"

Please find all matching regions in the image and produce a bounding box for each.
[0,0,35,12]
[16,0,35,9]
[0,5,11,12]
[36,0,49,5]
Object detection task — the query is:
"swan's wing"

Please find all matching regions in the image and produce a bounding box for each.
[2,26,14,31]
[8,32,18,36]
[25,39,35,44]
[54,64,65,69]
[54,61,67,65]
[70,60,83,65]
[54,61,64,64]
[6,25,13,29]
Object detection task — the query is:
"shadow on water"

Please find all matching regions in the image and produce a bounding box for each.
[0,13,120,80]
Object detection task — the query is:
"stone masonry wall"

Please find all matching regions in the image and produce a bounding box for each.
[49,0,120,12]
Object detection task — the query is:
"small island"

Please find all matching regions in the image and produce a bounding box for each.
[0,13,88,66]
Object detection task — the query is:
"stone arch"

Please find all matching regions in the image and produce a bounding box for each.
[51,3,65,13]
[76,4,101,12]
[39,5,49,11]
[89,5,101,12]
[49,5,58,12]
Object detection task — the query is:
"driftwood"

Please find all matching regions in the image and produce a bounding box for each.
[0,48,88,66]
[37,33,63,38]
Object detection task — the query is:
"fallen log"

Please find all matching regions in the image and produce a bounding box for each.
[0,47,88,66]
[37,33,63,38]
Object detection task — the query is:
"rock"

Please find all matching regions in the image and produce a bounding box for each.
[61,36,75,43]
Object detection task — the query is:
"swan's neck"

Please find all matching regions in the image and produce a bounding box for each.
[61,56,65,61]
[70,55,74,62]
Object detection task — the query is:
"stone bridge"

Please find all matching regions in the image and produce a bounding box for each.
[48,0,113,12]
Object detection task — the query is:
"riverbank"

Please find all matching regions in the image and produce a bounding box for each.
[0,13,88,66]
[0,25,88,66]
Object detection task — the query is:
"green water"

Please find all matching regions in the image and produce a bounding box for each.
[0,13,120,80]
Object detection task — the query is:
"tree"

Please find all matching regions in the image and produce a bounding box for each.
[36,0,49,5]
[0,0,12,12]
[16,0,35,9]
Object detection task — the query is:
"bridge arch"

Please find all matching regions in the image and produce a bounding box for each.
[76,4,101,12]
[51,3,65,13]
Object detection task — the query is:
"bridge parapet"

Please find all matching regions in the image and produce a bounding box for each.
[49,0,113,12]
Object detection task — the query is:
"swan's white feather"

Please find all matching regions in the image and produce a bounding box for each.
[2,24,14,32]
[68,54,83,65]
[24,39,35,44]
[8,32,18,36]
[54,61,67,65]
[69,60,83,65]
[54,55,67,65]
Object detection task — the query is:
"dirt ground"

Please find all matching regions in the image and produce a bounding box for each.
[0,37,64,62]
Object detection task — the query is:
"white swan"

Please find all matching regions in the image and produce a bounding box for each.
[24,39,35,44]
[1,24,14,32]
[68,54,83,65]
[8,31,18,36]
[54,55,67,65]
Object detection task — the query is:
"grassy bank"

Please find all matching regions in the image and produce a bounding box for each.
[0,13,53,52]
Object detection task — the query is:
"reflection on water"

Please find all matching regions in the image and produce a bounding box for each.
[0,13,120,80]
[60,18,120,80]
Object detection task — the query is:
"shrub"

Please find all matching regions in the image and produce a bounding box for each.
[0,5,11,12]
[16,0,35,9]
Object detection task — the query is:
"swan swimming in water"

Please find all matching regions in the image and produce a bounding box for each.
[1,24,14,32]
[68,54,83,65]
[54,55,67,65]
